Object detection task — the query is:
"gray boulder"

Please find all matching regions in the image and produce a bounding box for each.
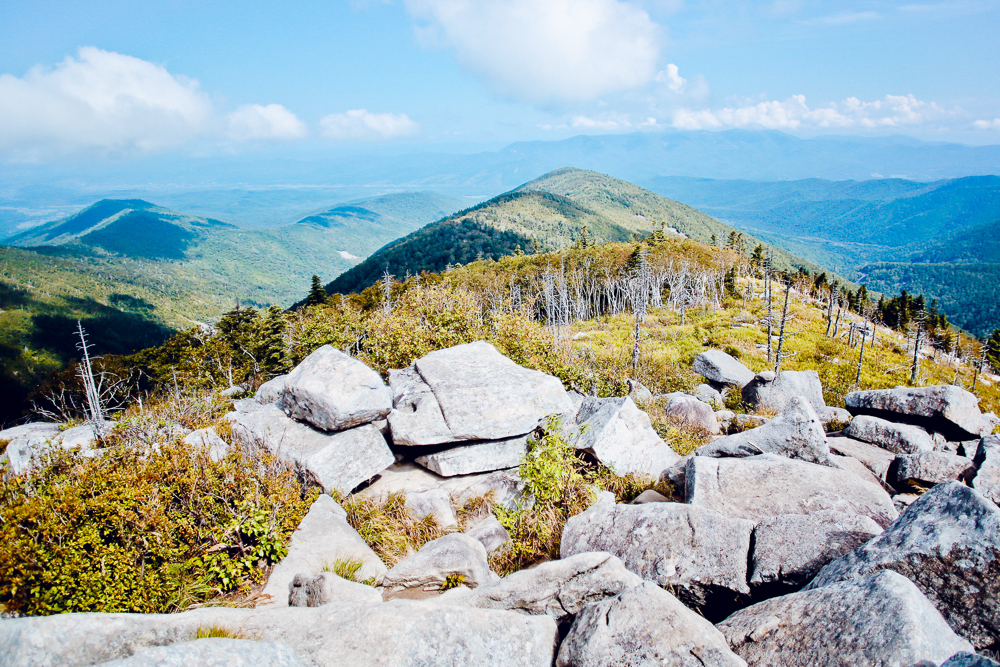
[845,414,935,454]
[893,451,975,489]
[938,654,1000,667]
[719,571,972,667]
[261,494,387,607]
[845,385,986,441]
[556,582,747,667]
[95,638,303,667]
[288,572,382,606]
[574,397,680,477]
[806,482,1000,649]
[182,427,229,462]
[695,383,725,409]
[831,453,886,489]
[685,454,898,528]
[742,369,826,414]
[734,414,770,431]
[0,422,62,442]
[51,422,107,450]
[381,533,498,598]
[228,404,394,495]
[256,375,288,405]
[463,551,642,622]
[627,379,654,403]
[749,510,883,591]
[403,488,458,528]
[387,365,458,446]
[819,406,853,427]
[632,489,670,504]
[415,435,528,477]
[827,435,896,482]
[560,492,754,619]
[693,349,755,388]
[694,397,831,466]
[282,345,392,432]
[972,435,1000,504]
[0,602,558,667]
[465,516,511,554]
[665,394,720,434]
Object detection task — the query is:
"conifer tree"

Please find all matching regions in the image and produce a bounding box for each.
[306,275,327,307]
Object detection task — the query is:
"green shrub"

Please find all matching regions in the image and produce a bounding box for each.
[441,573,465,590]
[0,441,314,616]
[337,492,450,567]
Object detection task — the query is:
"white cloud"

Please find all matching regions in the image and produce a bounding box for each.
[320,109,420,140]
[672,93,952,131]
[402,0,661,103]
[0,47,212,156]
[227,104,307,140]
[655,64,687,93]
[973,118,1000,130]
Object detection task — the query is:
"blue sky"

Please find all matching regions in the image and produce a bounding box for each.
[2,0,999,161]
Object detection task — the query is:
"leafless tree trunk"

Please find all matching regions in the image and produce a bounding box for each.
[774,277,792,373]
[910,310,926,385]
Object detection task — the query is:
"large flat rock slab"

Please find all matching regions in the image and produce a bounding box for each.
[560,492,753,619]
[693,349,755,388]
[685,454,897,528]
[972,435,1000,505]
[845,385,986,441]
[415,436,528,477]
[806,482,1000,650]
[845,414,935,454]
[718,571,972,667]
[574,396,680,477]
[741,369,826,414]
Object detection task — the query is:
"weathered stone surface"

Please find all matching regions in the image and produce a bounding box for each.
[735,414,770,431]
[627,379,654,403]
[560,492,754,618]
[282,345,392,432]
[830,454,886,489]
[219,384,246,398]
[557,582,747,667]
[660,455,691,494]
[94,638,304,667]
[715,409,736,431]
[819,406,853,427]
[894,493,922,514]
[261,495,387,607]
[256,375,287,405]
[404,488,458,528]
[845,385,986,441]
[387,366,457,446]
[415,435,528,477]
[693,349,755,388]
[0,422,61,442]
[827,435,896,481]
[939,654,1000,667]
[412,341,575,442]
[52,423,106,450]
[685,454,897,528]
[381,533,498,597]
[806,482,1000,650]
[229,404,394,495]
[695,397,831,465]
[749,510,883,591]
[845,414,935,454]
[565,391,585,422]
[695,383,725,409]
[666,394,720,434]
[357,461,533,512]
[742,369,826,414]
[574,397,680,477]
[972,435,1000,504]
[463,551,642,622]
[288,572,382,607]
[893,451,975,488]
[4,422,112,475]
[0,602,559,667]
[632,489,670,504]
[182,427,229,462]
[465,516,510,554]
[719,571,972,667]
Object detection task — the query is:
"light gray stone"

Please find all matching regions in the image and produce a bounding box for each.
[381,533,498,597]
[845,385,986,442]
[0,422,61,442]
[229,404,394,495]
[830,453,887,489]
[261,494,387,607]
[256,375,288,405]
[557,582,747,667]
[464,551,642,622]
[219,384,246,398]
[574,397,680,477]
[666,394,720,434]
[660,455,691,494]
[288,572,382,607]
[565,391,586,423]
[719,571,972,667]
[749,510,883,591]
[632,489,670,504]
[893,451,976,489]
[742,369,826,414]
[806,482,1000,649]
[685,454,898,528]
[715,409,736,431]
[282,345,392,432]
[182,427,229,462]
[4,422,112,475]
[560,492,754,619]
[415,435,528,477]
[411,341,575,442]
[465,516,510,554]
[696,383,725,409]
[735,414,770,431]
[627,379,654,403]
[693,349,755,388]
[845,414,936,454]
[972,435,1000,504]
[819,406,853,427]
[387,366,457,446]
[51,422,107,450]
[893,493,922,514]
[404,488,457,528]
[938,653,1000,667]
[0,601,558,667]
[695,397,831,465]
[95,638,303,667]
[827,434,896,481]
[357,461,532,512]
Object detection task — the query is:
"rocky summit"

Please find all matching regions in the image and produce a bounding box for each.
[3,341,1000,667]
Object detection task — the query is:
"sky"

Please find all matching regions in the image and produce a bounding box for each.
[2,0,1000,162]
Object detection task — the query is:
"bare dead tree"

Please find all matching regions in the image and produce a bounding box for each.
[854,304,874,387]
[825,280,838,337]
[774,275,793,373]
[973,345,987,392]
[910,309,927,385]
[380,269,394,314]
